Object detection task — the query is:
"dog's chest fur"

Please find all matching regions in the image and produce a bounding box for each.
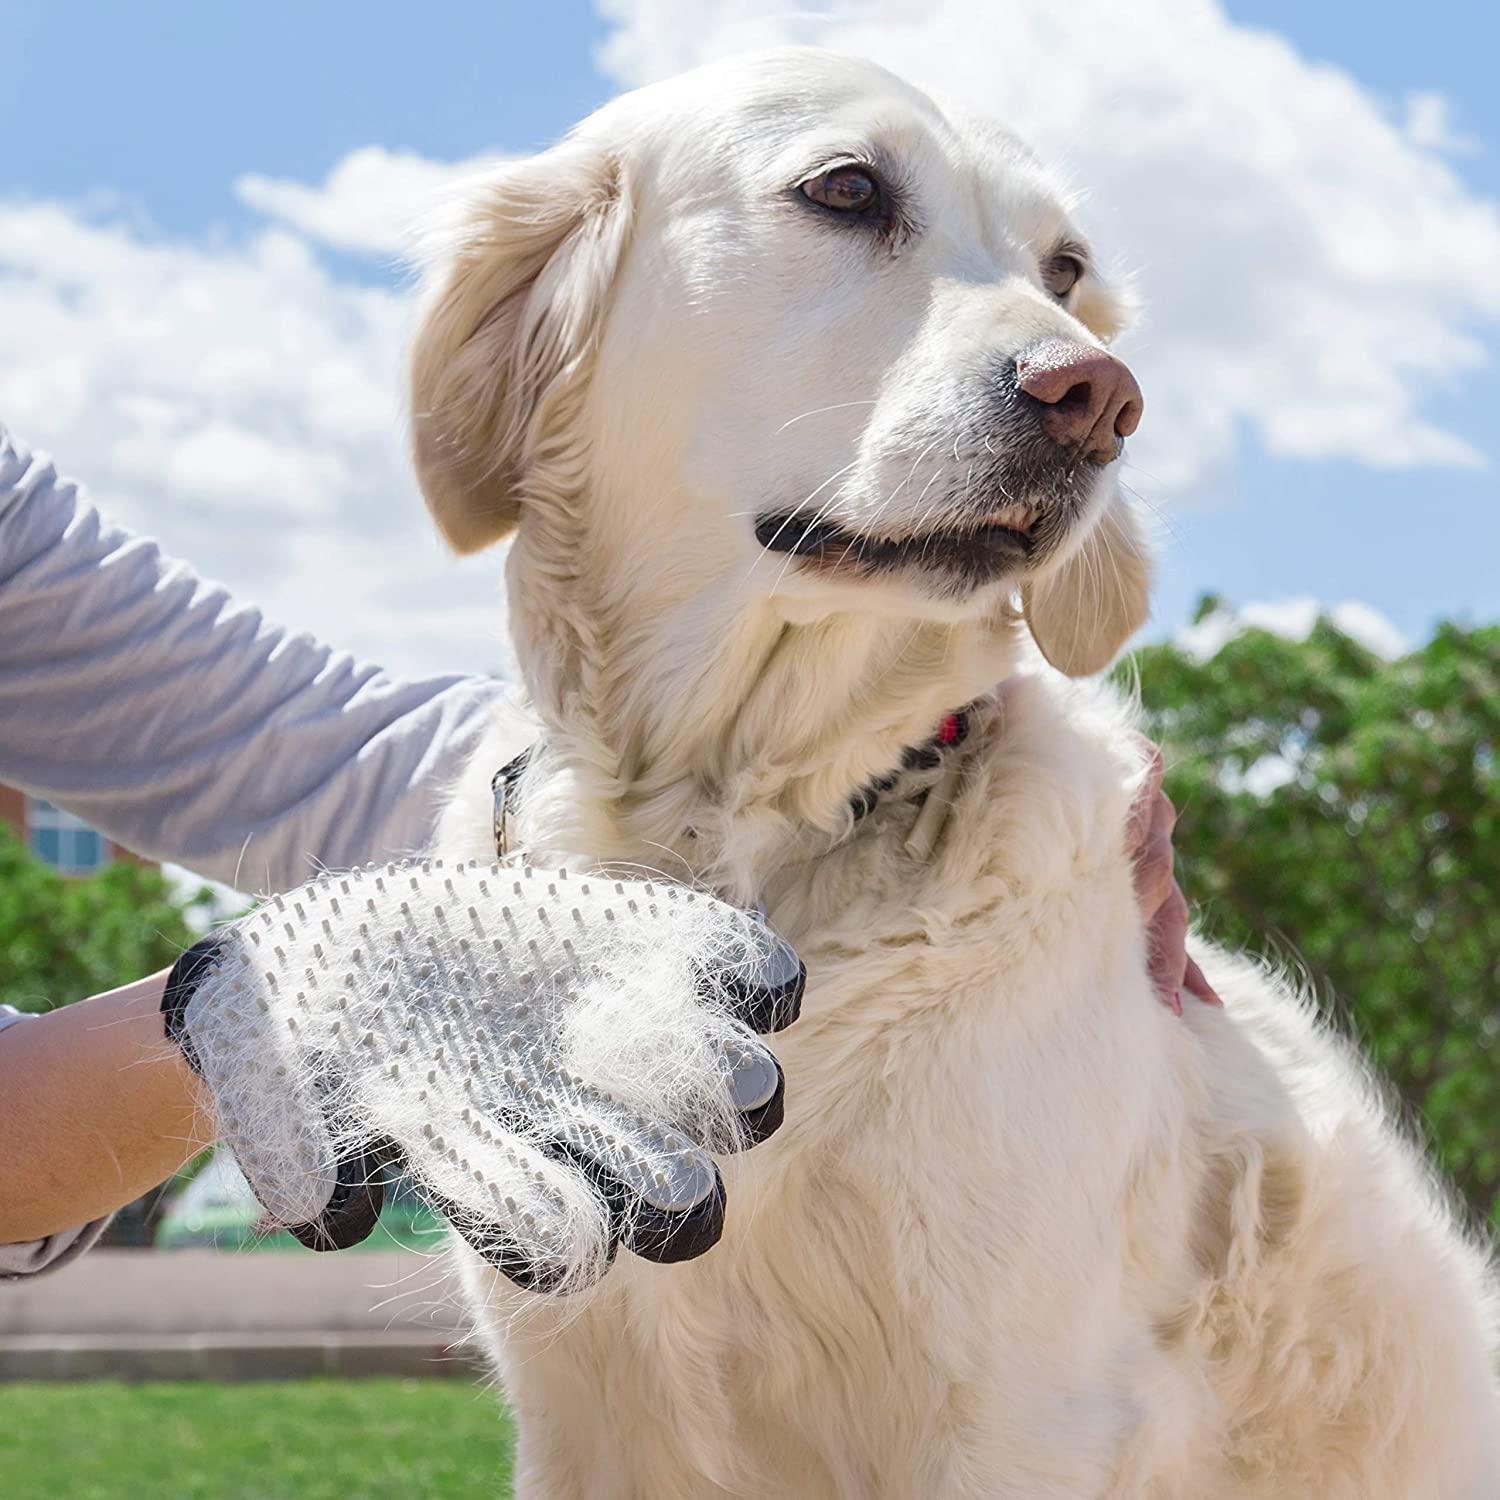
[435,677,1218,1498]
[433,671,1500,1500]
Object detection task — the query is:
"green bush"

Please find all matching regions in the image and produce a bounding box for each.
[1128,604,1500,1227]
[0,821,214,1013]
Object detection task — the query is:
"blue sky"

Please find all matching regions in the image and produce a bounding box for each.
[4,3,607,237]
[1168,0,1500,640]
[4,0,1498,674]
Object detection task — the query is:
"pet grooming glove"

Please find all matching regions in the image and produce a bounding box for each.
[163,859,803,1292]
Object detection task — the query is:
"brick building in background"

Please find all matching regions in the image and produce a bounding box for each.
[0,783,148,873]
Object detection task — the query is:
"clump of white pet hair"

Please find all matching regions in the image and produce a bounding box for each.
[557,884,773,1154]
[176,857,780,1292]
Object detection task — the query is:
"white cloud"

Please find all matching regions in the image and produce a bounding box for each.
[1404,92,1480,157]
[1325,600,1412,660]
[1239,597,1323,641]
[598,0,1500,495]
[1174,609,1238,662]
[0,155,518,684]
[236,146,508,258]
[1177,595,1409,661]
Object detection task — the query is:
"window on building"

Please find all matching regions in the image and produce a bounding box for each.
[26,799,111,875]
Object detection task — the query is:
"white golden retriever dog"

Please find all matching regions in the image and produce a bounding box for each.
[413,49,1499,1499]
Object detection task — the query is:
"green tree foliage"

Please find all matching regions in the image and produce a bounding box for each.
[1128,605,1500,1227]
[0,822,213,1013]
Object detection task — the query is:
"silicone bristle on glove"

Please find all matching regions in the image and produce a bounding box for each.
[162,860,803,1292]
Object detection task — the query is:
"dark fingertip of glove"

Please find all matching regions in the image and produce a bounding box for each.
[161,935,228,1076]
[286,1147,387,1253]
[719,933,805,1034]
[417,1128,625,1294]
[527,1136,726,1272]
[444,1205,620,1295]
[735,1054,786,1148]
[542,1136,725,1265]
[625,1163,727,1265]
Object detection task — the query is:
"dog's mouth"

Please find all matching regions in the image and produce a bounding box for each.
[754,505,1043,588]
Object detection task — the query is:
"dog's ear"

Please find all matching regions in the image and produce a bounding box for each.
[409,138,631,554]
[1022,500,1152,677]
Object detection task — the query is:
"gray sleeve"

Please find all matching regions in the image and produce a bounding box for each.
[0,429,529,891]
[0,1216,109,1279]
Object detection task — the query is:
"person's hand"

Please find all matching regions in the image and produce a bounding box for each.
[163,860,803,1293]
[1127,736,1222,1014]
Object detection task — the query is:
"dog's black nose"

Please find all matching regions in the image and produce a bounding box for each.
[1014,339,1143,465]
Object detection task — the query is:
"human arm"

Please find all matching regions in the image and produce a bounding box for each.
[0,428,516,891]
[0,974,210,1246]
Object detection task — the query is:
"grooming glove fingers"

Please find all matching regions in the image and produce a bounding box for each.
[163,859,803,1287]
[165,935,371,1243]
[706,917,806,1035]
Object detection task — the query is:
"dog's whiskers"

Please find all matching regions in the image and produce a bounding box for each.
[773,400,878,434]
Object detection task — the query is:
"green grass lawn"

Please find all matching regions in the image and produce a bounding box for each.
[0,1379,516,1500]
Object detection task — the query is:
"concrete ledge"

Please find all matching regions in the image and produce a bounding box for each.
[0,1331,486,1382]
[0,1247,467,1338]
[0,1247,483,1382]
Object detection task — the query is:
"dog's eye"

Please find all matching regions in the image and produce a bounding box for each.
[801,165,882,216]
[1044,252,1086,301]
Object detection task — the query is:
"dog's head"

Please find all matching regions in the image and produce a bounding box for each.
[412,48,1149,687]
